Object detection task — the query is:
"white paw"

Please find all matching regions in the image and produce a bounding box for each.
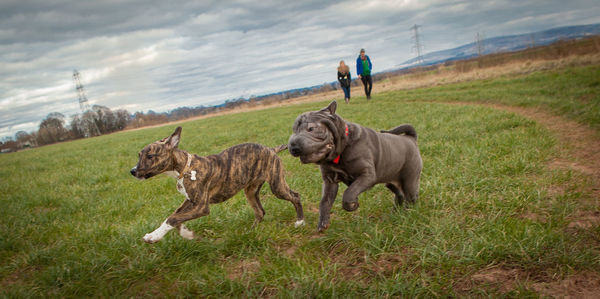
[294,220,305,228]
[143,220,174,244]
[179,225,195,240]
[143,233,161,244]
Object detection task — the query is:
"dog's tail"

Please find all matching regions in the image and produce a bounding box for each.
[381,124,418,141]
[272,144,288,153]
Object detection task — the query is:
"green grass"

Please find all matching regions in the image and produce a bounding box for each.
[399,65,600,130]
[1,65,599,297]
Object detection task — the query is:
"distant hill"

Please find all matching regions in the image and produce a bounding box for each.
[398,23,600,68]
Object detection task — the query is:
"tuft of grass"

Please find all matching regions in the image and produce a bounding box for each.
[0,64,598,297]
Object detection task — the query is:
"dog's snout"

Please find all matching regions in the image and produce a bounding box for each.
[289,146,302,157]
[288,140,302,157]
[130,166,137,176]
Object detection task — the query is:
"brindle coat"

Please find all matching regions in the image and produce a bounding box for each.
[131,127,304,243]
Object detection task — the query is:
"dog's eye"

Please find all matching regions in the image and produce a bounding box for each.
[147,154,154,159]
[308,127,314,132]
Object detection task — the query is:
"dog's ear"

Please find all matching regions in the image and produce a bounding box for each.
[320,101,337,115]
[166,126,182,149]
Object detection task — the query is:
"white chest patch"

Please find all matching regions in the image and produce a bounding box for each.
[164,170,190,199]
[176,179,189,198]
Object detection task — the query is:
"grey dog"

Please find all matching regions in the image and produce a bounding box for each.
[288,101,422,232]
[131,126,304,243]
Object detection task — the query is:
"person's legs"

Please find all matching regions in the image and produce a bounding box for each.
[342,86,350,103]
[361,76,369,98]
[347,85,351,102]
[343,86,349,98]
[366,75,373,99]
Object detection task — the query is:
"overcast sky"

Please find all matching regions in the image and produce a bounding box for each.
[1,0,599,139]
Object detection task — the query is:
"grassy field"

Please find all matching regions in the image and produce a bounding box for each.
[398,64,600,130]
[1,65,599,297]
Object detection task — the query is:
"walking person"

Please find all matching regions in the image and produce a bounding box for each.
[337,60,352,104]
[356,48,373,99]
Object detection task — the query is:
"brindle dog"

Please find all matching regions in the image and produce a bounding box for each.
[131,126,304,243]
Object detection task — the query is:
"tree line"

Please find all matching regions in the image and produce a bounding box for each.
[0,104,229,152]
[1,105,130,151]
[1,74,389,153]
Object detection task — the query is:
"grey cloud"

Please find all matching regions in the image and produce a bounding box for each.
[1,0,600,139]
[0,0,214,44]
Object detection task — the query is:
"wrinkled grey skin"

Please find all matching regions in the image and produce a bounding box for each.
[288,101,423,232]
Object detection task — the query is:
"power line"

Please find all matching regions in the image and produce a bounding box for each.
[73,70,91,112]
[476,32,485,56]
[410,24,424,65]
[72,70,100,137]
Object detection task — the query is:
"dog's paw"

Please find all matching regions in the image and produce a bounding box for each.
[294,219,305,228]
[342,201,359,212]
[317,223,329,233]
[143,233,161,244]
[178,225,195,240]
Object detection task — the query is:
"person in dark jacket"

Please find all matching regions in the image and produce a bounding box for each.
[356,48,373,99]
[337,60,352,104]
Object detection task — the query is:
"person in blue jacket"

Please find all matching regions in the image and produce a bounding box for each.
[356,48,373,99]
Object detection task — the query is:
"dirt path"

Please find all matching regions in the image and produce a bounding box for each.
[123,90,344,133]
[460,103,600,185]
[497,105,600,178]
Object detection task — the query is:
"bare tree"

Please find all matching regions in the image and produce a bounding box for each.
[37,112,69,145]
[81,110,102,137]
[69,114,86,139]
[114,109,130,130]
[15,131,36,148]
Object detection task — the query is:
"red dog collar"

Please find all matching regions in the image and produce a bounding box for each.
[333,155,341,164]
[333,124,349,164]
